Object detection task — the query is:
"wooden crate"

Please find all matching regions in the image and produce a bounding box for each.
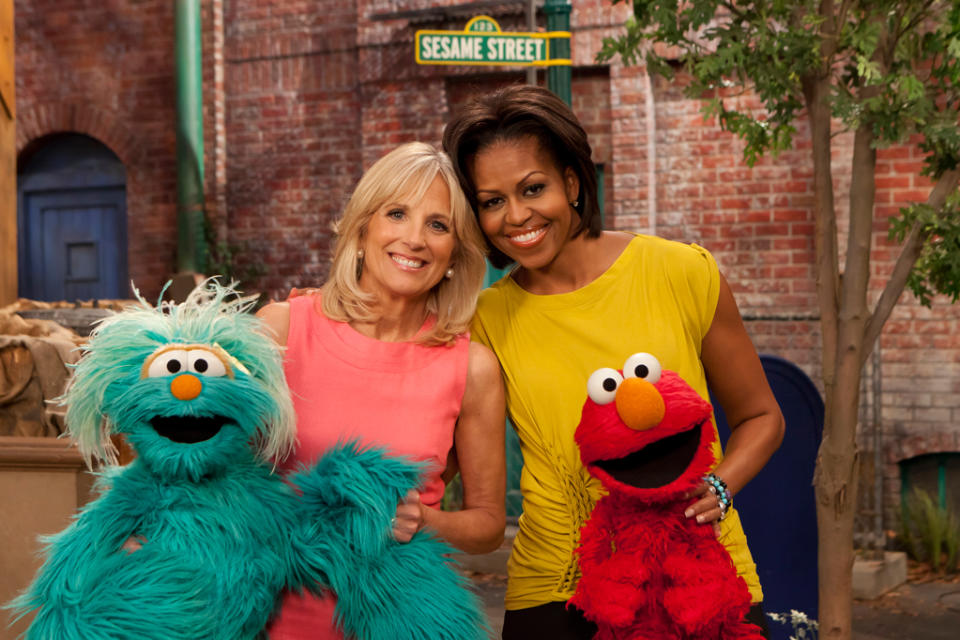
[0,437,94,639]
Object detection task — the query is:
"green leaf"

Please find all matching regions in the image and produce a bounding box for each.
[948,37,960,59]
[856,56,882,83]
[889,195,960,306]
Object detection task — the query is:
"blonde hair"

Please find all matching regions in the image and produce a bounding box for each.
[321,142,487,346]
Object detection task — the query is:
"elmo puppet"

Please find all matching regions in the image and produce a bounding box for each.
[570,352,764,640]
[10,282,484,640]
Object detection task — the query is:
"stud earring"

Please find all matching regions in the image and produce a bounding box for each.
[570,199,580,209]
[357,249,364,259]
[356,248,365,279]
[445,268,454,279]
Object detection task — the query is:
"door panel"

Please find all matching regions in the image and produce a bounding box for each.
[714,355,823,638]
[22,187,126,301]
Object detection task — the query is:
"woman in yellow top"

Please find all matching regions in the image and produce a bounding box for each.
[443,85,785,639]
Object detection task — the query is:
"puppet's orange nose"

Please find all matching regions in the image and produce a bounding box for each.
[170,373,202,401]
[615,377,665,431]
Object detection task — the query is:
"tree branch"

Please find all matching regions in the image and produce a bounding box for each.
[719,1,748,22]
[837,0,854,24]
[837,120,878,369]
[803,71,841,387]
[819,0,841,63]
[861,168,960,361]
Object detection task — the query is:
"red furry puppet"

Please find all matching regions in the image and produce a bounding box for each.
[570,352,765,640]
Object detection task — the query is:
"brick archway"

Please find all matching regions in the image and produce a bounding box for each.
[15,103,144,166]
[887,431,960,464]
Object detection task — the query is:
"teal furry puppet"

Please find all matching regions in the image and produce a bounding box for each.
[11,282,485,640]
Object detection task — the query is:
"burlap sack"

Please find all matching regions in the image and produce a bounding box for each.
[0,312,82,437]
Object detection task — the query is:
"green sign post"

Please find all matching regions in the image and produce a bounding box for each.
[544,0,572,106]
[415,15,570,67]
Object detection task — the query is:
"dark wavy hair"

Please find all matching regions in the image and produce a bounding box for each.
[442,84,602,268]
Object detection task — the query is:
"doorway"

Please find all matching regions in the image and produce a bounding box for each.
[17,133,128,301]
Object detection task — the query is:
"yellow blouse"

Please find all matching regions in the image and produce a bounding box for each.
[472,234,762,610]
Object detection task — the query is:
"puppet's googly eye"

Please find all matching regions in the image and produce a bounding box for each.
[587,368,623,405]
[146,350,189,378]
[622,353,662,384]
[187,349,228,377]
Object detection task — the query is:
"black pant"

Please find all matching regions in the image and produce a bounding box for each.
[502,601,772,640]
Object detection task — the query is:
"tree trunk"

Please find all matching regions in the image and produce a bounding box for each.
[814,406,860,640]
[801,67,839,392]
[815,329,867,640]
[814,114,878,639]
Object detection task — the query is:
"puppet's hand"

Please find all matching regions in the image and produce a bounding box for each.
[572,551,649,627]
[13,482,214,640]
[572,512,649,627]
[287,440,427,591]
[661,546,751,634]
[292,441,423,521]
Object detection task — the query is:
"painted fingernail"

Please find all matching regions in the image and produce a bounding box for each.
[685,508,694,518]
[696,514,705,523]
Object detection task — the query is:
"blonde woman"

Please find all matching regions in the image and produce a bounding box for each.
[258,142,506,639]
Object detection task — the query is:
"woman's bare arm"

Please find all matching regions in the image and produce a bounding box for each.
[416,342,507,553]
[685,275,785,526]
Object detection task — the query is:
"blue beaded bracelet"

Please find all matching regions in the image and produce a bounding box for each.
[703,472,732,520]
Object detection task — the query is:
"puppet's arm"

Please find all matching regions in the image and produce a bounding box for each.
[660,534,762,640]
[570,501,651,628]
[284,440,423,586]
[10,470,216,640]
[287,441,487,640]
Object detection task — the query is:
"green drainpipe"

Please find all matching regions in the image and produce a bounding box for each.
[544,0,571,106]
[175,0,206,275]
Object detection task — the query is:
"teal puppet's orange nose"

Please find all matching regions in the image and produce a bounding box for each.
[170,373,202,401]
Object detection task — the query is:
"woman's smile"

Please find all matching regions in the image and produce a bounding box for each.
[507,225,549,248]
[390,253,427,270]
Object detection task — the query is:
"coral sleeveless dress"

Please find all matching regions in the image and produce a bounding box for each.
[267,294,470,639]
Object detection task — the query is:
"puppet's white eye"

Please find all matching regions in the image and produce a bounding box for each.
[622,353,662,384]
[187,349,228,377]
[146,350,189,378]
[587,368,623,405]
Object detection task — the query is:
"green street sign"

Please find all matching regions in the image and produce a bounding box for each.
[415,15,571,67]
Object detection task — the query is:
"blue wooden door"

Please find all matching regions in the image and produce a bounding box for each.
[22,188,126,300]
[17,133,127,301]
[713,355,823,638]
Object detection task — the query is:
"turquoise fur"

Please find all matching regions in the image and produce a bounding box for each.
[9,282,486,640]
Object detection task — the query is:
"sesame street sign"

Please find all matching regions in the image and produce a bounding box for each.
[415,16,570,67]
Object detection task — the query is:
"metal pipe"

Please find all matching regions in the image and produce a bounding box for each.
[175,0,206,274]
[873,341,883,558]
[526,0,536,85]
[544,0,571,105]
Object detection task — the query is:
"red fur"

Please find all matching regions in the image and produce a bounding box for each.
[570,368,765,639]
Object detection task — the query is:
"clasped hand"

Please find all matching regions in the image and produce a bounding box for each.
[683,482,724,537]
[391,489,423,543]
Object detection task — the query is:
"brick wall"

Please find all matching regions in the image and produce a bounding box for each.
[14,0,178,301]
[220,0,364,297]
